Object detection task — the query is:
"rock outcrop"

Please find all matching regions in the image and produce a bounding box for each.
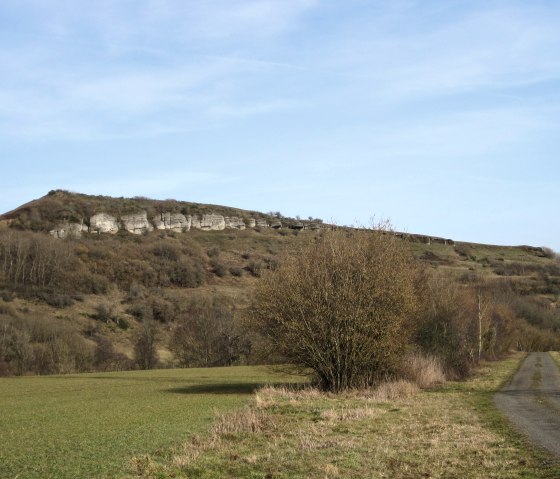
[224,217,246,230]
[49,221,86,239]
[46,209,290,238]
[255,219,269,228]
[90,213,119,234]
[153,212,191,232]
[199,214,226,231]
[121,212,154,235]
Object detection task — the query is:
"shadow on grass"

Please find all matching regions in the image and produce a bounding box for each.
[165,381,303,395]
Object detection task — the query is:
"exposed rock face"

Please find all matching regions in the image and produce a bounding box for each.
[199,214,226,231]
[90,213,119,234]
[190,216,201,229]
[49,221,84,239]
[396,233,454,246]
[121,212,154,235]
[255,219,269,228]
[46,209,287,238]
[224,217,246,230]
[153,212,191,232]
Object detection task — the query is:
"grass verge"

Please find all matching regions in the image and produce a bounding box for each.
[128,353,560,478]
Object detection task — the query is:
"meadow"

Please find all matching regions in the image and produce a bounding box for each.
[126,354,560,479]
[0,366,302,479]
[3,356,560,478]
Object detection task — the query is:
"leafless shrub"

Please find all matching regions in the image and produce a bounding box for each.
[94,302,116,323]
[169,296,248,367]
[245,259,263,277]
[134,319,159,370]
[94,337,132,371]
[210,259,227,277]
[250,226,419,392]
[229,266,243,277]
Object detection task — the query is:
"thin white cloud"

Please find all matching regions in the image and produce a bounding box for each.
[206,99,304,119]
[313,3,560,100]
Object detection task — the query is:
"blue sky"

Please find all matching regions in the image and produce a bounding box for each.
[1,0,559,249]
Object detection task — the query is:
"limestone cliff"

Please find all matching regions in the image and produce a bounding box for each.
[122,212,154,235]
[48,210,275,238]
[49,221,87,239]
[153,212,190,232]
[89,213,119,235]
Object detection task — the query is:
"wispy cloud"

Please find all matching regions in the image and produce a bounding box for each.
[311,2,560,101]
[0,0,320,140]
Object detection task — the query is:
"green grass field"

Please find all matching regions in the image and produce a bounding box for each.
[0,366,302,479]
[3,357,560,479]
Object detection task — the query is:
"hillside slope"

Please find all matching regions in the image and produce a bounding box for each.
[1,191,559,376]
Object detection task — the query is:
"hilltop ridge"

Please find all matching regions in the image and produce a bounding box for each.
[0,190,321,239]
[1,190,547,255]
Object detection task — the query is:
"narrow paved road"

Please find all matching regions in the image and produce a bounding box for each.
[494,352,560,457]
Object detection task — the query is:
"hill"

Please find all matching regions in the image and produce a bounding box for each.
[0,190,559,376]
[0,189,316,237]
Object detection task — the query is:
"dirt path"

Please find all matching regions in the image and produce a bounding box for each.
[494,352,560,457]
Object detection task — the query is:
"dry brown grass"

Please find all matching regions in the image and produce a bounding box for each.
[400,351,446,388]
[129,455,158,477]
[319,406,383,422]
[165,405,274,471]
[256,380,419,408]
[210,407,270,435]
[550,351,560,369]
[344,379,419,401]
[255,385,323,408]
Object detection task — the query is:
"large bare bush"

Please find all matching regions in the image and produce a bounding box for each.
[170,296,249,367]
[250,227,418,392]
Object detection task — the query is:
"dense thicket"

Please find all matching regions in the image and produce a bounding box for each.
[414,272,560,377]
[169,296,250,368]
[0,231,75,289]
[0,230,210,297]
[0,312,93,376]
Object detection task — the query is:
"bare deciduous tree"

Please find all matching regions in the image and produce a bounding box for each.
[134,319,159,370]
